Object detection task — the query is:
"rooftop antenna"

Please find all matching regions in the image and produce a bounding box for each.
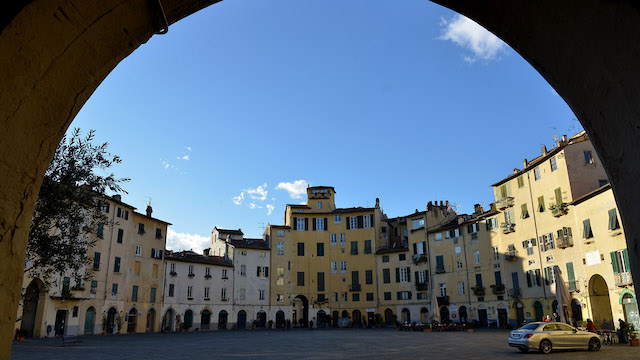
[144,196,152,206]
[258,222,265,233]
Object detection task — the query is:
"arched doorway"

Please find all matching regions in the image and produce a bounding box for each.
[353,310,362,327]
[332,311,339,327]
[440,306,450,324]
[622,293,640,330]
[256,311,266,328]
[571,299,583,322]
[163,309,175,331]
[146,308,156,332]
[341,310,349,318]
[84,307,96,335]
[589,274,614,325]
[127,308,137,333]
[237,310,247,329]
[276,310,286,328]
[533,301,543,322]
[515,301,525,326]
[316,310,326,328]
[293,295,309,328]
[384,309,393,325]
[459,306,468,323]
[218,310,228,329]
[184,310,193,330]
[201,309,211,330]
[20,279,42,337]
[420,307,429,324]
[401,308,410,324]
[107,307,117,334]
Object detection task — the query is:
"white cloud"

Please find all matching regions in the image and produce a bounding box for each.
[177,154,190,160]
[248,203,262,209]
[440,15,506,63]
[166,228,209,253]
[185,146,192,151]
[161,160,177,170]
[266,204,275,215]
[233,192,245,205]
[276,180,309,199]
[246,183,268,201]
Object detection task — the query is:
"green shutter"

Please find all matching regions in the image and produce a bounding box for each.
[566,262,575,282]
[610,252,619,274]
[555,187,562,204]
[623,249,630,272]
[395,268,400,283]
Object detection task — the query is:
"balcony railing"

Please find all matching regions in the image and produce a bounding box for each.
[505,251,517,261]
[472,286,485,296]
[501,222,515,234]
[491,284,506,295]
[349,284,361,292]
[437,296,449,305]
[415,282,428,291]
[615,272,633,286]
[497,197,515,210]
[508,288,521,298]
[550,203,568,217]
[557,236,573,249]
[413,254,428,265]
[435,265,445,274]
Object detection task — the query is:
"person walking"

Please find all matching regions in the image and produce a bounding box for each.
[618,318,628,344]
[586,319,596,333]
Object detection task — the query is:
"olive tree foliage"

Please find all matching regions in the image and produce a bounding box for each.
[26,128,128,290]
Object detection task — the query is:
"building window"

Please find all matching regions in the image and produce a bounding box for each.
[599,179,608,187]
[352,293,360,302]
[411,218,425,230]
[277,230,285,237]
[317,242,325,256]
[277,294,284,302]
[277,278,284,286]
[340,233,346,246]
[296,218,306,231]
[417,270,427,284]
[135,245,142,256]
[297,272,304,286]
[318,202,323,209]
[168,284,174,297]
[240,250,247,256]
[111,283,118,294]
[131,286,138,301]
[584,151,594,164]
[399,267,408,282]
[150,287,156,302]
[383,268,391,283]
[97,223,104,238]
[399,254,406,261]
[612,249,630,274]
[113,257,121,273]
[240,265,246,276]
[257,266,269,278]
[544,267,556,284]
[221,288,227,300]
[439,283,447,297]
[138,223,145,235]
[259,289,265,300]
[492,246,499,261]
[366,292,374,301]
[202,287,209,300]
[350,241,358,255]
[364,240,372,254]
[537,196,545,212]
[116,208,129,220]
[455,246,461,254]
[187,286,193,299]
[318,272,325,291]
[316,218,325,231]
[152,264,158,278]
[517,176,524,188]
[117,229,123,243]
[188,265,194,276]
[204,267,210,277]
[238,288,246,300]
[330,233,337,246]
[297,242,305,256]
[222,269,228,279]
[521,203,530,219]
[277,242,284,255]
[382,255,389,263]
[486,217,498,230]
[366,270,373,284]
[457,260,463,269]
[334,214,342,224]
[170,263,175,273]
[474,250,480,264]
[534,167,541,181]
[539,233,556,252]
[340,261,347,274]
[550,157,557,171]
[608,209,620,231]
[523,238,536,255]
[364,214,372,228]
[384,292,392,301]
[93,252,101,270]
[331,261,338,274]
[458,281,465,296]
[435,232,443,241]
[583,219,594,239]
[155,228,162,239]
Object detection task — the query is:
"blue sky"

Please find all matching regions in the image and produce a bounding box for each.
[69,0,579,251]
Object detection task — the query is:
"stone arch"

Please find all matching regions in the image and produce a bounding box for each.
[589,274,614,325]
[163,307,176,331]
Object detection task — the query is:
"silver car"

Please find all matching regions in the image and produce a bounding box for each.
[508,322,601,354]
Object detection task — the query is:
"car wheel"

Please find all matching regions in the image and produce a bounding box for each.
[588,337,601,351]
[539,339,552,354]
[518,347,529,353]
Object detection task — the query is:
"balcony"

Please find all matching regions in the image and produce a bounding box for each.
[508,288,521,298]
[550,203,568,217]
[501,222,515,234]
[568,280,579,292]
[505,251,517,262]
[497,197,515,210]
[413,254,428,265]
[435,265,445,274]
[557,236,573,249]
[471,286,485,296]
[349,284,361,292]
[415,281,428,291]
[615,272,633,286]
[491,284,506,295]
[437,296,449,305]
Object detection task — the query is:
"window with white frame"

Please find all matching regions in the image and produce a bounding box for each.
[135,245,142,256]
[399,267,408,282]
[349,216,358,229]
[277,242,284,255]
[417,270,427,284]
[539,233,555,252]
[458,281,465,295]
[457,260,463,269]
[330,233,337,246]
[170,263,175,273]
[259,289,265,300]
[277,294,284,302]
[412,218,425,230]
[332,292,339,302]
[341,292,348,302]
[239,288,246,300]
[545,266,556,284]
[439,283,447,296]
[435,232,443,241]
[416,242,425,255]
[340,261,347,274]
[277,267,284,276]
[277,230,285,237]
[474,250,480,264]
[297,219,305,231]
[364,215,372,228]
[334,214,342,224]
[240,265,246,276]
[187,286,193,298]
[317,202,323,209]
[221,288,227,299]
[277,278,284,285]
[340,233,346,245]
[316,218,325,231]
[331,261,338,274]
[205,267,211,277]
[492,246,499,261]
[204,287,210,299]
[455,246,461,254]
[523,238,536,255]
[487,217,498,230]
[258,266,268,277]
[454,228,462,237]
[546,255,554,262]
[400,291,410,300]
[534,167,541,180]
[188,265,194,275]
[222,269,228,279]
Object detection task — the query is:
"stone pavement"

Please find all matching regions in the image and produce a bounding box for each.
[11,328,640,359]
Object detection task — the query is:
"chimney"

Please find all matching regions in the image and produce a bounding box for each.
[445,201,449,207]
[474,204,484,214]
[542,145,548,155]
[523,159,528,168]
[513,168,519,174]
[113,194,121,202]
[146,205,153,217]
[562,134,567,142]
[415,209,419,213]
[375,198,380,208]
[439,201,443,206]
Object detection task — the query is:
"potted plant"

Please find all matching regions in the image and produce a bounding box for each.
[466,322,475,332]
[253,320,259,329]
[115,314,123,334]
[622,324,639,346]
[101,314,108,334]
[15,329,28,341]
[268,320,273,329]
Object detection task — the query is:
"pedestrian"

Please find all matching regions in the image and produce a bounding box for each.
[618,318,628,344]
[552,312,560,322]
[586,319,596,333]
[543,315,552,322]
[309,320,313,329]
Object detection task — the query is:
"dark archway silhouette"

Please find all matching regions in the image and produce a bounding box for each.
[294,295,309,328]
[20,279,42,337]
[237,310,247,329]
[589,274,614,325]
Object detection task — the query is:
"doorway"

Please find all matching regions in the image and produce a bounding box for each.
[218,310,228,329]
[515,302,525,326]
[237,310,247,329]
[478,308,488,327]
[293,295,309,327]
[20,279,41,337]
[146,308,156,332]
[201,309,211,330]
[333,311,339,328]
[589,274,614,325]
[440,306,450,324]
[184,310,193,330]
[54,309,67,337]
[84,307,96,335]
[459,306,468,323]
[497,308,508,328]
[257,311,266,328]
[127,308,137,333]
[163,309,174,331]
[107,307,117,333]
[316,310,326,328]
[353,310,362,327]
[533,301,543,322]
[622,294,640,331]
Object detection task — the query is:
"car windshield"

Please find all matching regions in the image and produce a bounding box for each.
[519,323,541,330]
